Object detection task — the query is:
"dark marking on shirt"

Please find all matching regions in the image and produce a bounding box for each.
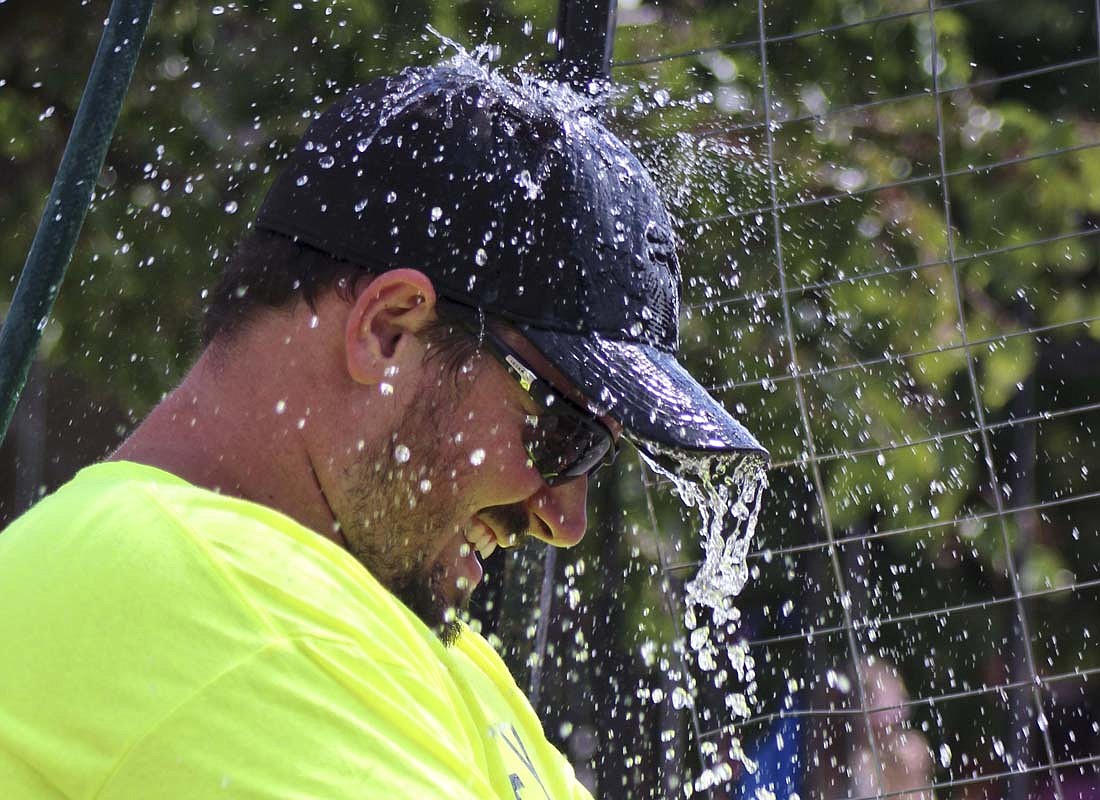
[492,723,550,800]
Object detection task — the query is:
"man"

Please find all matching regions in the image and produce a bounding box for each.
[0,64,765,797]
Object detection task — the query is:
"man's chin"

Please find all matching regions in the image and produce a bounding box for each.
[423,602,467,647]
[390,567,469,647]
[437,619,463,647]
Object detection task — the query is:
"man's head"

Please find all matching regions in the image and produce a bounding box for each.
[201,62,765,643]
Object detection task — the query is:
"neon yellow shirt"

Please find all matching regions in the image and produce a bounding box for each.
[0,461,592,799]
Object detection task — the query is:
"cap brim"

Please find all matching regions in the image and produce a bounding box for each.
[519,327,769,461]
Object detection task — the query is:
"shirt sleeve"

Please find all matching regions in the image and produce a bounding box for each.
[98,635,505,799]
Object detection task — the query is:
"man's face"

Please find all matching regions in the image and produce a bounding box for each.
[334,327,600,644]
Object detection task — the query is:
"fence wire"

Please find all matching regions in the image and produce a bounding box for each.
[688,53,1100,140]
[692,226,1100,315]
[711,664,1100,734]
[613,0,992,68]
[691,138,1100,227]
[621,0,1100,797]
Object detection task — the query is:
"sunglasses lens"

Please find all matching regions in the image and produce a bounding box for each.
[525,413,613,483]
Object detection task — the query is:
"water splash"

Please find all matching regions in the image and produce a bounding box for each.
[423,25,622,114]
[638,443,767,616]
[637,441,769,778]
[329,29,629,212]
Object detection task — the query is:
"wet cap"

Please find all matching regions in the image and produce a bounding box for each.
[256,64,767,460]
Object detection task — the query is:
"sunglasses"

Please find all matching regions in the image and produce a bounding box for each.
[436,300,619,486]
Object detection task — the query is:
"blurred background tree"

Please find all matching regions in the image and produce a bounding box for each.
[3,0,1099,797]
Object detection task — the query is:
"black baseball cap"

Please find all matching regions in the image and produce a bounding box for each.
[256,63,767,461]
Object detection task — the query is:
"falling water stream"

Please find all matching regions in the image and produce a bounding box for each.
[639,444,770,790]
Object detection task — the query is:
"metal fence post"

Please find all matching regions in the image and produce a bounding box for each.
[551,0,617,85]
[0,0,155,443]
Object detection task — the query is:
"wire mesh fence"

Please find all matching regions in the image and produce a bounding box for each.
[514,1,1100,798]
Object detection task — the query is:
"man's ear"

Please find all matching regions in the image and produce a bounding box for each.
[345,269,437,385]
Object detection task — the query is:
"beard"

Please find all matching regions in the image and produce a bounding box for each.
[388,560,464,647]
[344,470,466,641]
[337,377,472,645]
[332,366,535,646]
[380,502,530,646]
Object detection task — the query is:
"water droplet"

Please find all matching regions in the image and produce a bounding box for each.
[513,169,542,200]
[318,155,335,169]
[689,627,710,651]
[697,648,716,671]
[419,478,432,493]
[295,174,309,187]
[725,693,749,718]
[475,248,488,266]
[274,400,286,414]
[469,448,486,466]
[354,198,368,213]
[385,191,397,203]
[212,5,224,14]
[939,743,952,768]
[379,382,394,396]
[224,201,238,214]
[394,444,411,464]
[825,669,851,693]
[430,206,443,221]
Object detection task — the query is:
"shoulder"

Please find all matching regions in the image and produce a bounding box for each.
[451,624,529,696]
[0,461,294,673]
[0,463,289,795]
[0,461,306,623]
[0,461,225,600]
[3,460,442,653]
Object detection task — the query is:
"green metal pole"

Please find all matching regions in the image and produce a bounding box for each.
[0,0,155,442]
[551,0,617,86]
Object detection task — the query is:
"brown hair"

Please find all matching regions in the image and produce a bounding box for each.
[202,229,477,376]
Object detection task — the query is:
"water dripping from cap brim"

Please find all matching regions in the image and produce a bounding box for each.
[636,441,768,778]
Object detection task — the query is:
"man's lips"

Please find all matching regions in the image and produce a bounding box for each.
[464,516,499,559]
[454,537,484,592]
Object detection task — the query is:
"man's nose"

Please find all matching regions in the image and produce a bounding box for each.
[529,475,589,547]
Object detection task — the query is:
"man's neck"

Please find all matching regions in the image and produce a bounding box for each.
[110,351,346,548]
